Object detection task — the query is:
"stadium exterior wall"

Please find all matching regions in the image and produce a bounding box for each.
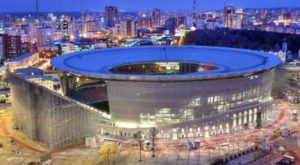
[10,74,105,148]
[55,69,277,140]
[98,69,275,139]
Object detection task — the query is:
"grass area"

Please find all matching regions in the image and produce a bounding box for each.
[90,101,110,114]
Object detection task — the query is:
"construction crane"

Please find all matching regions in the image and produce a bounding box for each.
[193,0,197,18]
[192,0,199,27]
[36,0,39,20]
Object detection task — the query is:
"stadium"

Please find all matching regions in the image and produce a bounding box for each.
[51,46,281,139]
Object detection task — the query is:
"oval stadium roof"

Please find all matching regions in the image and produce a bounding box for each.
[51,46,281,81]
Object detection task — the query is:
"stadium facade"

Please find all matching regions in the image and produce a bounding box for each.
[12,46,281,147]
[10,74,111,148]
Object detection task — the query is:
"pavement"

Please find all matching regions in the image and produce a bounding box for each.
[0,106,101,165]
[0,100,296,165]
[0,107,41,164]
[1,119,48,153]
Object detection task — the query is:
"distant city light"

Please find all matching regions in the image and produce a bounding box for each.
[191,26,197,31]
[1,3,300,163]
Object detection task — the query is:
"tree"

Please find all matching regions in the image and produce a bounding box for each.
[149,127,159,157]
[184,28,300,56]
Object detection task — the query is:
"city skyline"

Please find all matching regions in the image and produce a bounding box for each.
[1,0,300,164]
[1,0,300,12]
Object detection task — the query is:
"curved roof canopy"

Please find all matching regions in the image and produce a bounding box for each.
[51,46,281,81]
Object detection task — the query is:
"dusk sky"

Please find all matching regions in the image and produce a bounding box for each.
[0,0,300,12]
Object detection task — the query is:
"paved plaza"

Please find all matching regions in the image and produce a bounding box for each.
[0,100,299,165]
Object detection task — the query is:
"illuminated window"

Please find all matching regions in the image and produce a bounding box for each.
[244,111,247,123]
[243,92,247,98]
[208,97,213,103]
[217,105,224,113]
[194,97,201,106]
[214,96,218,102]
[232,94,236,101]
[189,97,201,107]
[219,124,223,131]
[237,94,242,100]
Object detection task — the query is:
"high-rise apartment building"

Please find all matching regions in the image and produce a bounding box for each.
[152,8,161,28]
[138,17,153,29]
[37,27,54,47]
[223,6,235,28]
[165,17,177,34]
[0,35,4,61]
[223,6,243,29]
[62,20,69,40]
[104,6,119,28]
[0,34,21,61]
[121,20,137,37]
[113,20,137,37]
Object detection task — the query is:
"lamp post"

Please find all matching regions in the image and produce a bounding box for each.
[134,131,143,162]
[149,127,158,158]
[218,140,221,158]
[197,138,201,164]
[199,142,201,164]
[209,143,211,162]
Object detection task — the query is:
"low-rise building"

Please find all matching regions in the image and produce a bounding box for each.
[3,52,39,74]
[14,67,55,90]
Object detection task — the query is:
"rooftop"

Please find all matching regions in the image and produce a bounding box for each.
[5,52,38,63]
[51,46,281,81]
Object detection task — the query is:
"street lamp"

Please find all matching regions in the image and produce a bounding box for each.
[208,142,211,162]
[218,140,221,158]
[134,131,143,162]
[149,127,158,157]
